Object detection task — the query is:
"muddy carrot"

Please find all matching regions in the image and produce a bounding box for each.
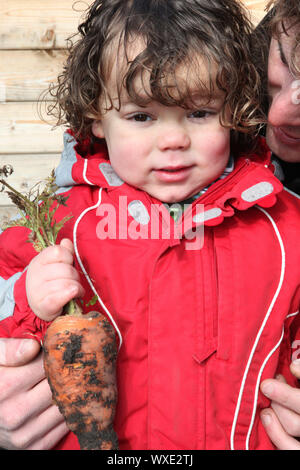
[43,310,119,450]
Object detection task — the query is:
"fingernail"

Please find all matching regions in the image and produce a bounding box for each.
[261,382,273,397]
[261,412,272,427]
[17,339,35,358]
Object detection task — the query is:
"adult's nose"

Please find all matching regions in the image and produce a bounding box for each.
[268,83,300,128]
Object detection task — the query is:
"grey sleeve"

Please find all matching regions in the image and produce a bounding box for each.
[0,272,23,321]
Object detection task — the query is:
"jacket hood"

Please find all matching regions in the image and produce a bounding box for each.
[55,131,118,191]
[55,130,283,227]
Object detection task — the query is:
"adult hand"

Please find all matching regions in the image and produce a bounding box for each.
[260,361,300,450]
[0,338,68,449]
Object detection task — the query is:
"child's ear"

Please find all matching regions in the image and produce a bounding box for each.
[92,120,105,139]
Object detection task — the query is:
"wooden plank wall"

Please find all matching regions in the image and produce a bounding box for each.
[244,0,270,24]
[0,0,94,225]
[0,0,269,226]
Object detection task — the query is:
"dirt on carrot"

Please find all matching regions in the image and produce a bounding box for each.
[43,311,119,450]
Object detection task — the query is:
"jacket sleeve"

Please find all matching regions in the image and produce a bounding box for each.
[0,226,49,342]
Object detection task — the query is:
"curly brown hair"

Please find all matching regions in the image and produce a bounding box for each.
[267,0,300,76]
[45,0,264,153]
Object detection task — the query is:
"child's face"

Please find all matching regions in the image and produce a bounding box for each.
[92,50,230,203]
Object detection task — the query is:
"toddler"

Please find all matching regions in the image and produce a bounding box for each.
[1,0,300,450]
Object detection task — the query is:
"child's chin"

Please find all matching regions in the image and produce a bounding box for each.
[160,192,196,204]
[159,196,182,204]
[147,188,193,204]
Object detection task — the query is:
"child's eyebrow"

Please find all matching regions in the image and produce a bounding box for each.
[278,40,289,67]
[120,99,150,108]
[188,92,224,106]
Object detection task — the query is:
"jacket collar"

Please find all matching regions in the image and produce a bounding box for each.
[191,141,283,227]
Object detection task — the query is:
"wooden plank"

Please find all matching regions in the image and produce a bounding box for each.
[0,50,67,102]
[0,153,61,207]
[0,0,93,50]
[0,102,64,154]
[241,0,268,24]
[0,205,20,230]
[0,0,268,50]
[243,0,268,9]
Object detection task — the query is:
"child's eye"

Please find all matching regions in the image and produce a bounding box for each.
[128,113,152,122]
[188,110,213,119]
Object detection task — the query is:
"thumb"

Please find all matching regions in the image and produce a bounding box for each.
[60,238,74,254]
[0,338,41,366]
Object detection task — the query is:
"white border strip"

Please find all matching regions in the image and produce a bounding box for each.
[286,311,300,319]
[246,327,284,449]
[230,206,286,450]
[83,158,94,185]
[72,187,123,349]
[246,310,299,449]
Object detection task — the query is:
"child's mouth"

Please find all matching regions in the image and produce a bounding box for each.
[154,166,193,182]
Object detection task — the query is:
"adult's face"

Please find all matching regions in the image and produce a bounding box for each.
[266,24,300,162]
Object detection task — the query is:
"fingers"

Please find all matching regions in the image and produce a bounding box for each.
[32,240,74,267]
[0,338,40,366]
[36,280,85,320]
[27,419,69,450]
[26,238,85,320]
[0,351,45,402]
[20,404,67,449]
[59,238,74,254]
[260,373,300,448]
[0,402,68,450]
[270,401,300,438]
[0,377,52,432]
[0,350,68,450]
[261,408,300,450]
[261,376,300,415]
[42,263,81,283]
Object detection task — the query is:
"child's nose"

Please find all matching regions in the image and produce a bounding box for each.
[157,127,191,151]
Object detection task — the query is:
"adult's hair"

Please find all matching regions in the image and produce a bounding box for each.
[268,0,300,75]
[252,0,300,118]
[44,0,263,153]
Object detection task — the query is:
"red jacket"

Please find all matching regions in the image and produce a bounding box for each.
[1,131,300,450]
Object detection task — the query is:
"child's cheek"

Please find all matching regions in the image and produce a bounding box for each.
[108,143,141,182]
[217,134,231,159]
[204,129,230,163]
